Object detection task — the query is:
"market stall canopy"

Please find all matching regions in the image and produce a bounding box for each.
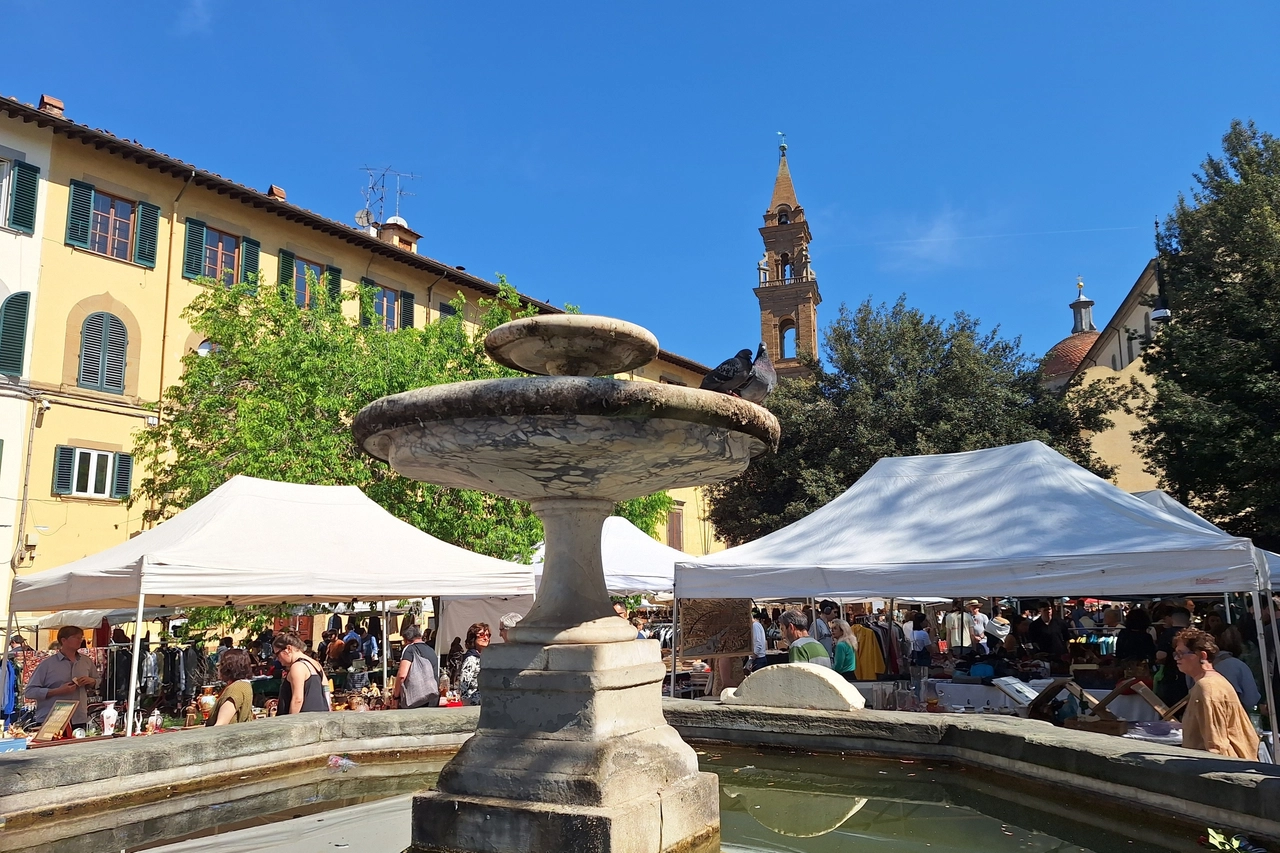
[33,607,175,630]
[1131,489,1280,577]
[533,516,683,594]
[675,441,1268,600]
[9,476,534,611]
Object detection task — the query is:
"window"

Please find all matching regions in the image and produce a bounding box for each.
[78,311,128,393]
[51,445,133,499]
[0,160,10,228]
[1111,353,1118,371]
[196,340,216,357]
[294,258,323,307]
[438,302,458,318]
[0,291,31,377]
[780,325,796,359]
[90,191,135,260]
[204,227,238,285]
[666,506,684,550]
[182,219,259,285]
[65,180,159,267]
[276,250,338,309]
[372,288,398,330]
[5,158,39,234]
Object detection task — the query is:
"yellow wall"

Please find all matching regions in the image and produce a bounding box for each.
[9,120,719,610]
[1076,361,1158,493]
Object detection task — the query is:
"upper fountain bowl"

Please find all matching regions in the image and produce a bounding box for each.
[353,315,780,502]
[485,315,659,377]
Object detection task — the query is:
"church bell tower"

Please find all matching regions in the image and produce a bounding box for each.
[754,139,821,378]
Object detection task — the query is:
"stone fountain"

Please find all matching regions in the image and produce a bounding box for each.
[353,314,779,853]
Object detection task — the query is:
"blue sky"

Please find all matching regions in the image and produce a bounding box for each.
[5,2,1280,368]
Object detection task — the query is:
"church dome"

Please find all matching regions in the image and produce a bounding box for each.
[1042,331,1100,380]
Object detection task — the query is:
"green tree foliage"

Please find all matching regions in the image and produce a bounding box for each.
[132,274,672,575]
[1137,120,1280,546]
[705,297,1124,545]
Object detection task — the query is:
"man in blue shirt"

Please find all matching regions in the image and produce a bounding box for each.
[24,626,99,727]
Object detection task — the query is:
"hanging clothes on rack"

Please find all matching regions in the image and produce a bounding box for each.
[850,620,886,680]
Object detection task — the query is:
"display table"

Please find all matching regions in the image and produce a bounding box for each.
[930,678,1162,720]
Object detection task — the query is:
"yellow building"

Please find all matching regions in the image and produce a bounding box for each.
[1041,265,1160,492]
[0,93,721,622]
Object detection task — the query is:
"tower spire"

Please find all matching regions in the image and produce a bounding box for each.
[768,143,799,212]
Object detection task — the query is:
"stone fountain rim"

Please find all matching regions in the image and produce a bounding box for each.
[352,376,780,462]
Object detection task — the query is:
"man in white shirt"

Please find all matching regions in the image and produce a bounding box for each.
[750,612,768,672]
[966,600,988,653]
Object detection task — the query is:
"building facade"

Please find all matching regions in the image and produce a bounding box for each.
[1041,265,1160,492]
[0,93,721,620]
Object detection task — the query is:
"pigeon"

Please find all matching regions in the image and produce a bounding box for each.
[737,344,777,404]
[699,348,754,395]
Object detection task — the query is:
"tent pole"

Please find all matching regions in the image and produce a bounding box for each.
[124,590,145,737]
[381,600,389,699]
[1250,591,1278,758]
[1224,593,1232,624]
[669,593,679,699]
[1267,590,1280,759]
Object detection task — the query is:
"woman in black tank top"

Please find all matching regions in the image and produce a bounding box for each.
[272,632,329,714]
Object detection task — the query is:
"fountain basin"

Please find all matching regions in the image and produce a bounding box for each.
[353,377,779,502]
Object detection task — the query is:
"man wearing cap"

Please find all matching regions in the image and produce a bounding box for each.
[965,601,988,653]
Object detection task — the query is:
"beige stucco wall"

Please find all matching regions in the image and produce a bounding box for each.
[1075,359,1158,493]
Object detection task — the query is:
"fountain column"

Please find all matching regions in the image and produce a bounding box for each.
[353,315,779,853]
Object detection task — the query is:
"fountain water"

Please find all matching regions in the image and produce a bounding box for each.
[353,315,779,853]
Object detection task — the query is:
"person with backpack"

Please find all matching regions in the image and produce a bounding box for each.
[389,625,440,709]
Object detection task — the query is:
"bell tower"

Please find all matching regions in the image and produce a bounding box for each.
[754,139,821,378]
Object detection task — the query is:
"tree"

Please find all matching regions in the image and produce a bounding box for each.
[705,297,1124,545]
[131,274,671,571]
[1137,120,1280,548]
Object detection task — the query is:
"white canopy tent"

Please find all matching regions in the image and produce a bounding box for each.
[675,441,1268,600]
[533,516,684,595]
[675,441,1275,748]
[6,475,534,734]
[1131,489,1280,577]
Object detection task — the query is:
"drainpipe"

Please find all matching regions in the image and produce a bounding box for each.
[5,390,41,626]
[147,170,195,526]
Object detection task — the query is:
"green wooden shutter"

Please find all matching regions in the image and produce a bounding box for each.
[78,313,106,388]
[325,266,342,310]
[0,291,30,377]
[52,445,76,495]
[359,278,375,327]
[182,218,207,279]
[102,314,127,393]
[65,180,94,248]
[111,452,134,499]
[277,250,296,303]
[7,161,39,234]
[399,290,415,329]
[133,201,161,268]
[240,237,260,289]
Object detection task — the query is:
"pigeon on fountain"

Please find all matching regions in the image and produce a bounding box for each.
[737,343,777,404]
[699,348,754,395]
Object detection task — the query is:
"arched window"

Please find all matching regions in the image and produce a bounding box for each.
[79,311,128,393]
[0,291,31,377]
[780,252,791,279]
[780,324,797,360]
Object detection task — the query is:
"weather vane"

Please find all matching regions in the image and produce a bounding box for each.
[777,131,787,155]
[1077,275,1085,294]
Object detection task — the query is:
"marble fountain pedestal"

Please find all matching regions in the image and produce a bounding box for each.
[353,315,779,853]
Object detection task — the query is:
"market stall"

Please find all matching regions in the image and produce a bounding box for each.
[6,475,534,736]
[674,441,1275,737]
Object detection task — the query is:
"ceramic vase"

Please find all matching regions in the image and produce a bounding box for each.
[100,701,118,735]
[197,686,218,720]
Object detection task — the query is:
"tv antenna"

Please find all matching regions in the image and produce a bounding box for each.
[388,170,419,219]
[357,166,389,228]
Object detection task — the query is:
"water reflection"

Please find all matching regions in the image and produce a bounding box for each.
[16,746,1200,853]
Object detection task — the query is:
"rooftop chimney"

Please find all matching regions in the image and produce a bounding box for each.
[267,184,287,201]
[38,94,65,117]
[377,215,421,254]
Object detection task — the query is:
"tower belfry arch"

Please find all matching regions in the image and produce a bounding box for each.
[754,140,821,377]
